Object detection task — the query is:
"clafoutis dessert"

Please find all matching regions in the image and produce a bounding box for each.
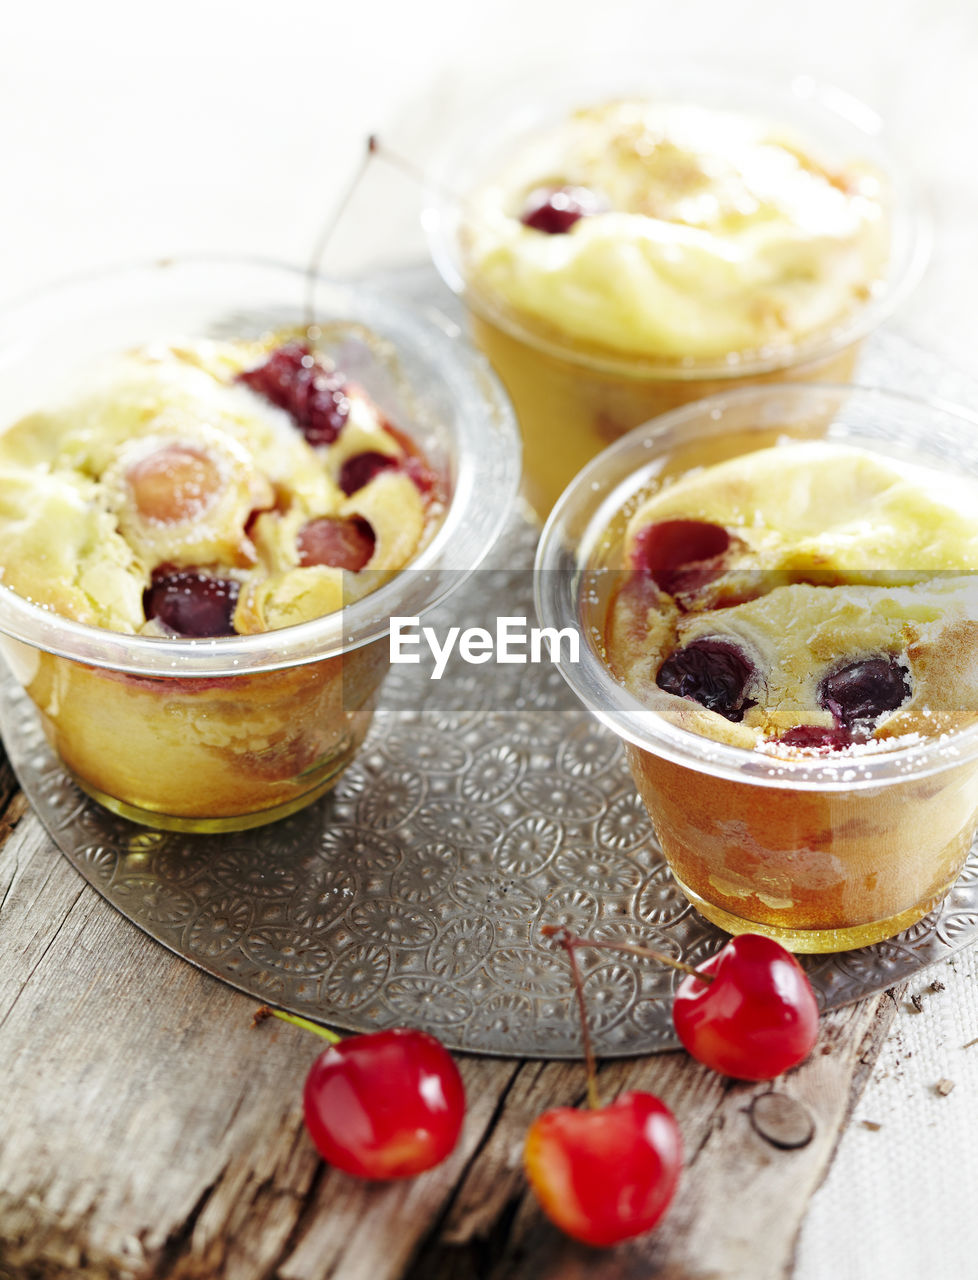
[0,334,440,829]
[466,101,887,366]
[607,441,978,750]
[433,88,911,514]
[603,440,978,948]
[0,337,438,636]
[535,385,978,952]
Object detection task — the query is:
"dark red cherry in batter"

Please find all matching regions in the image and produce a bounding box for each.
[521,185,605,234]
[239,342,350,446]
[656,639,757,722]
[297,515,376,571]
[818,656,910,730]
[338,451,399,496]
[143,568,240,636]
[629,519,731,596]
[777,725,854,751]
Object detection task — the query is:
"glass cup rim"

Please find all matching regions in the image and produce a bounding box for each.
[533,381,978,792]
[424,65,931,381]
[0,255,522,677]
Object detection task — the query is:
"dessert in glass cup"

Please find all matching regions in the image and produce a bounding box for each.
[0,259,520,832]
[427,69,926,516]
[535,384,978,952]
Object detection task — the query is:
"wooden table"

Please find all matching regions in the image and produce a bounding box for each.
[0,744,907,1280]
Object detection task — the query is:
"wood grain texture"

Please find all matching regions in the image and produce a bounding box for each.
[405,989,902,1280]
[0,761,900,1280]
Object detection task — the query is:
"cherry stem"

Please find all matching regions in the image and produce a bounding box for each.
[304,133,476,332]
[541,925,714,984]
[252,1004,342,1044]
[369,135,477,216]
[542,924,717,1111]
[304,135,380,329]
[562,936,602,1111]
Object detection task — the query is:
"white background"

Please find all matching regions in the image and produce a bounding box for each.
[3,0,978,370]
[3,2,978,1276]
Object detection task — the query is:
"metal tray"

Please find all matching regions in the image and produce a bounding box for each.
[5,503,978,1057]
[7,304,978,1056]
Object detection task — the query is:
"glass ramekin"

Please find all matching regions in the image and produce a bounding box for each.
[535,383,978,953]
[0,258,520,832]
[426,65,929,518]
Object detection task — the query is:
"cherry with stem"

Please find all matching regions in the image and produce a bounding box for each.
[253,1005,465,1181]
[541,925,820,1083]
[522,930,684,1247]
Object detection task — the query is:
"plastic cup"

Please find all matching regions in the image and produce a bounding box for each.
[0,258,520,832]
[426,68,927,517]
[535,384,978,952]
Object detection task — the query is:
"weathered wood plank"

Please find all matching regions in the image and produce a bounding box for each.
[0,805,520,1280]
[406,987,903,1280]
[0,780,900,1280]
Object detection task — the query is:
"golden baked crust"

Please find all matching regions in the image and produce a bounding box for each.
[465,100,889,363]
[606,442,978,752]
[0,336,438,635]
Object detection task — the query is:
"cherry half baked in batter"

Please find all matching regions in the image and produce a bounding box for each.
[121,340,439,639]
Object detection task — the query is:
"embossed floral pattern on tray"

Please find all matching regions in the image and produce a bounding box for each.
[4,507,978,1058]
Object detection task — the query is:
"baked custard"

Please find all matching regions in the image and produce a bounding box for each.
[607,441,978,750]
[441,92,901,515]
[0,334,442,830]
[0,335,440,637]
[465,100,889,364]
[598,439,978,948]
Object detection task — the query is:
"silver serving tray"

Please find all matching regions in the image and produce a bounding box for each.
[4,503,978,1057]
[5,287,978,1057]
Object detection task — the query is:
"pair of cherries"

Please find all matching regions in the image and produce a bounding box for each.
[523,932,818,1246]
[272,931,818,1249]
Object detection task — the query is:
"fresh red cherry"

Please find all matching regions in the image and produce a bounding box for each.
[532,928,684,1245]
[656,638,758,722]
[524,1092,682,1246]
[303,1027,465,1180]
[520,185,605,234]
[672,934,819,1081]
[338,450,399,496]
[629,519,731,596]
[296,515,376,570]
[239,342,350,446]
[143,568,240,636]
